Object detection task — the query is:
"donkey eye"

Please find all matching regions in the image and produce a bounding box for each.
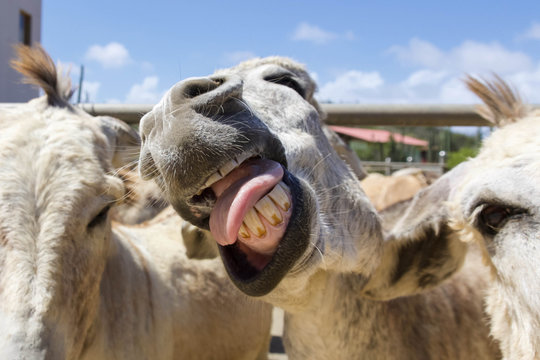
[88,205,111,229]
[265,74,305,97]
[478,205,523,235]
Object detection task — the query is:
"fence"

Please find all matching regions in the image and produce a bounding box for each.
[0,102,497,126]
[360,161,444,175]
[74,103,494,126]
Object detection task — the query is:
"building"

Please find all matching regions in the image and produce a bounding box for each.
[0,0,42,102]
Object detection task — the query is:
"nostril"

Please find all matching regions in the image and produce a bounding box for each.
[182,78,222,99]
[169,75,244,115]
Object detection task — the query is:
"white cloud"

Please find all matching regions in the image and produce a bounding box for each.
[388,38,532,74]
[317,70,384,102]
[438,77,478,103]
[506,64,540,103]
[315,37,540,106]
[453,41,532,73]
[521,22,540,40]
[388,38,445,68]
[292,22,337,44]
[85,42,131,69]
[403,69,449,87]
[316,69,483,104]
[125,76,163,103]
[317,67,540,105]
[223,51,258,65]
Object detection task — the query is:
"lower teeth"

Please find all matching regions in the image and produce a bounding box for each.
[238,181,290,238]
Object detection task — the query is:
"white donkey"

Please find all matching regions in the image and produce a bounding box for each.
[0,45,272,360]
[139,56,500,359]
[360,75,540,359]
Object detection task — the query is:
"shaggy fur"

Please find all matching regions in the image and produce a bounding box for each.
[139,56,500,359]
[369,75,540,359]
[449,76,540,359]
[0,45,272,360]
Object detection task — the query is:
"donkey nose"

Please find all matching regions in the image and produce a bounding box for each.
[170,76,244,114]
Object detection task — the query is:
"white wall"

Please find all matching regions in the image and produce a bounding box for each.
[0,0,42,102]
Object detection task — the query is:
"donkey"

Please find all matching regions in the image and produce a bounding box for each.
[355,75,540,360]
[0,45,271,360]
[139,56,500,359]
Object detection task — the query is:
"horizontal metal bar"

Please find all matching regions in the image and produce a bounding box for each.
[79,103,152,124]
[362,161,445,175]
[321,104,494,127]
[78,103,496,126]
[4,102,534,127]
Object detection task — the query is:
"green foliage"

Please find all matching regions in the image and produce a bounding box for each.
[344,126,483,164]
[446,147,479,169]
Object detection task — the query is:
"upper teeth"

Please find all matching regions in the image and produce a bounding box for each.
[196,154,253,196]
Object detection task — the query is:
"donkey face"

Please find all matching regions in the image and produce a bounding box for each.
[0,102,137,358]
[362,76,540,358]
[139,57,381,296]
[450,116,540,357]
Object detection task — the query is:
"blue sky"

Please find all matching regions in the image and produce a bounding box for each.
[42,0,540,105]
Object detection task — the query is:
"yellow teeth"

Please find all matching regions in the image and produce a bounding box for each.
[255,195,283,226]
[219,158,239,177]
[243,208,266,237]
[198,154,252,194]
[204,172,223,188]
[238,223,250,238]
[238,181,291,239]
[268,182,291,211]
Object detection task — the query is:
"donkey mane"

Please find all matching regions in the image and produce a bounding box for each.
[10,44,74,107]
[465,74,529,127]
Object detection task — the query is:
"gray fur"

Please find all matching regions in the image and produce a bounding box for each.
[140,57,499,359]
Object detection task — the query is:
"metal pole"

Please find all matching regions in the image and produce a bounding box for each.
[77,65,84,104]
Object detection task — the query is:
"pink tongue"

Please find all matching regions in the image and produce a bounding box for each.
[209,159,284,246]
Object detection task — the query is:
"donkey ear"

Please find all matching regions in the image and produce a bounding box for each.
[362,161,472,300]
[99,116,141,169]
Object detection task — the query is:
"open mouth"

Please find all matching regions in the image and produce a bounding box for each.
[189,153,294,271]
[178,144,313,297]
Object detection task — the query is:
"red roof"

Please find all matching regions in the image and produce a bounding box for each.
[329,126,428,147]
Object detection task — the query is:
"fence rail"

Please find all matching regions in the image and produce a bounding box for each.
[79,103,495,126]
[361,161,445,175]
[0,103,502,126]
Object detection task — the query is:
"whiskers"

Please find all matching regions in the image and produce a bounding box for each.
[310,240,327,271]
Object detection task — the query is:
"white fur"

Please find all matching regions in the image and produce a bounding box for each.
[447,78,540,359]
[0,47,271,360]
